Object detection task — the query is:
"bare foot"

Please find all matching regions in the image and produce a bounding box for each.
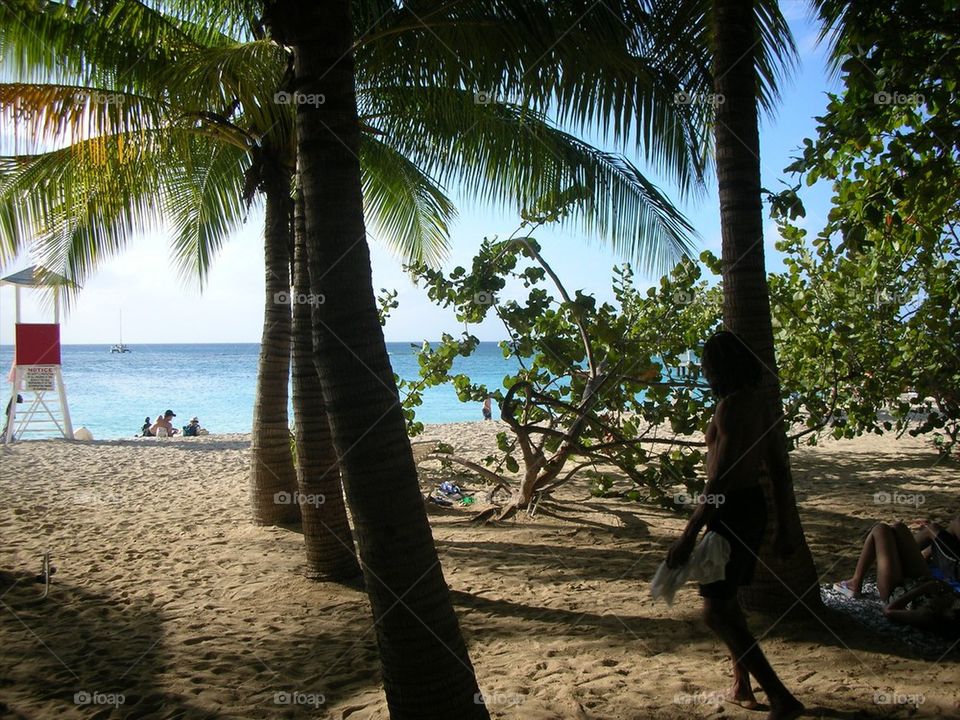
[727,685,761,710]
[767,695,804,720]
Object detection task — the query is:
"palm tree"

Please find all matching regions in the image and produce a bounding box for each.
[248,143,301,526]
[708,0,821,615]
[265,4,490,715]
[265,0,757,712]
[291,183,362,579]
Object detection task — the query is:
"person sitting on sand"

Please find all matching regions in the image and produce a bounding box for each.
[182,416,202,437]
[835,517,960,601]
[140,416,153,437]
[150,409,179,437]
[666,331,803,720]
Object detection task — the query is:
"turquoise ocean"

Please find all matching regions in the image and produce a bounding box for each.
[0,342,520,440]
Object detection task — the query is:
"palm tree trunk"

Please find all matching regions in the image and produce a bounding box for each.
[292,186,361,580]
[249,154,300,526]
[266,2,488,717]
[712,0,821,616]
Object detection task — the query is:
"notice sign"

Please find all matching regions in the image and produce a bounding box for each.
[24,366,56,392]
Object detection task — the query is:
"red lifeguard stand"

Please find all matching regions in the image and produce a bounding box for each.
[2,266,75,443]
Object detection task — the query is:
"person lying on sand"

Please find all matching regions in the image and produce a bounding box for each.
[666,331,803,720]
[834,517,960,601]
[883,577,960,637]
[913,516,960,582]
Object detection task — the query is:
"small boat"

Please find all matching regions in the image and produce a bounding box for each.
[111,310,132,353]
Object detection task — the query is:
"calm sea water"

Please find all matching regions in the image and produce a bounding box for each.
[0,342,520,440]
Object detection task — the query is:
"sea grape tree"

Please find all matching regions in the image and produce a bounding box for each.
[767,0,960,455]
[400,217,722,519]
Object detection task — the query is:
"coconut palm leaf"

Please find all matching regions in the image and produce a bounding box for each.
[0,131,174,280]
[0,83,169,148]
[359,133,457,266]
[165,136,251,285]
[363,84,696,270]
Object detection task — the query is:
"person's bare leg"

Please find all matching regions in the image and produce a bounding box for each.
[891,522,930,580]
[703,597,803,720]
[841,523,903,599]
[728,653,759,709]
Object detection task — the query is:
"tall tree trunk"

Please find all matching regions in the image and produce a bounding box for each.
[712,0,821,616]
[266,2,488,717]
[249,154,300,526]
[292,186,361,580]
[713,0,821,614]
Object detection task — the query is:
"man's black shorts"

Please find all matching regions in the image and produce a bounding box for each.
[699,485,767,599]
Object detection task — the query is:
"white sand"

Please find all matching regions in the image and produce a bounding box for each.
[1,424,958,718]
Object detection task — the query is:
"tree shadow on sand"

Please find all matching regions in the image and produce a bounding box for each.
[0,569,201,718]
[0,569,387,718]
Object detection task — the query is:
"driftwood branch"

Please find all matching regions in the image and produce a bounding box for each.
[425,453,508,486]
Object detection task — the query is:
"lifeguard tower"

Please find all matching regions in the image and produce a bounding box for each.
[2,266,75,443]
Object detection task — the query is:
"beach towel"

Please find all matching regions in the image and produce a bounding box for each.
[650,531,731,605]
[820,581,959,659]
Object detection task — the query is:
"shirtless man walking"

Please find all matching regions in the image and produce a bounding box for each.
[666,331,803,720]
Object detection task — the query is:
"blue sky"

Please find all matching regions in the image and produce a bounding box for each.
[0,2,842,345]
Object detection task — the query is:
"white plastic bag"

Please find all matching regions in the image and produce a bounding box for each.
[650,531,731,605]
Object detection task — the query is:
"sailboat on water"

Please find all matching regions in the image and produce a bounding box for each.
[111,310,131,353]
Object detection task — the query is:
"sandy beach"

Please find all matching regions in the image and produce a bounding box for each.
[1,423,958,718]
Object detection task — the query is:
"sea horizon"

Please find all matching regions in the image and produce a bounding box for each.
[1,341,518,440]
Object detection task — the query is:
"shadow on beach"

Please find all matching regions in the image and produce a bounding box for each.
[0,570,383,718]
[0,570,200,717]
[8,435,255,453]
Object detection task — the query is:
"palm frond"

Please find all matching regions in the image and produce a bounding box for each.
[359,134,456,266]
[160,40,288,123]
[0,127,248,288]
[355,0,710,196]
[166,136,251,286]
[0,83,169,150]
[363,84,696,273]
